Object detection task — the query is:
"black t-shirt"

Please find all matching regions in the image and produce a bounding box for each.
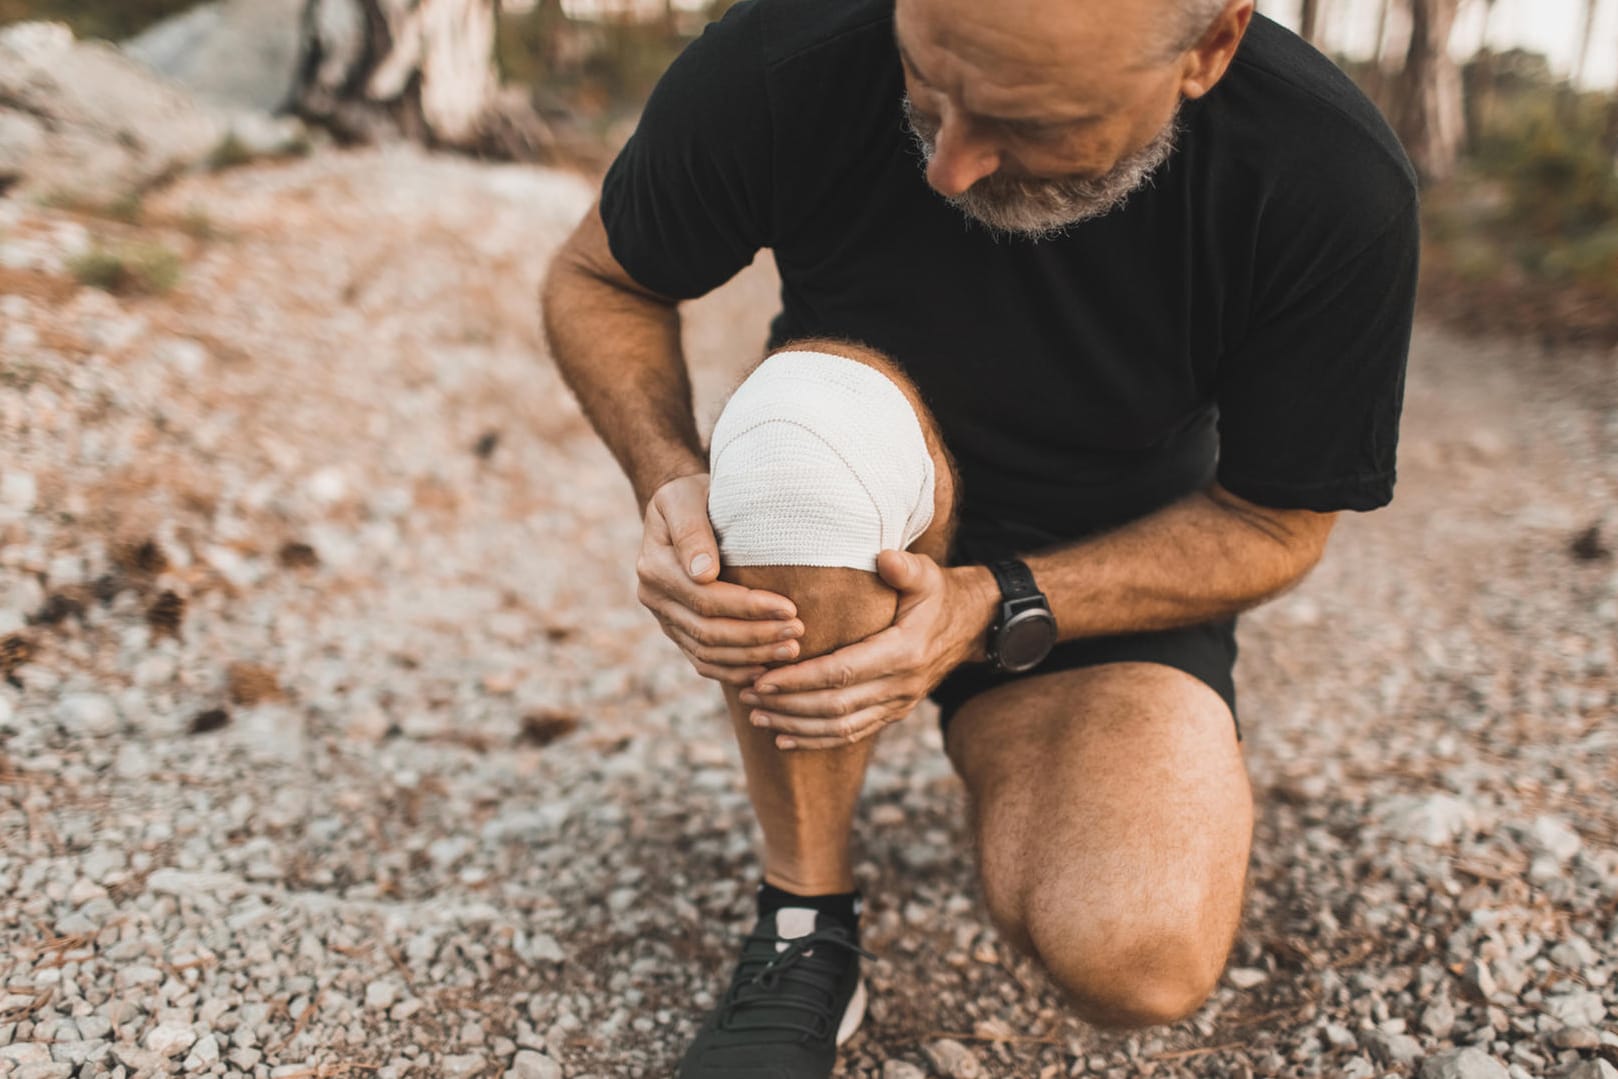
[599,0,1420,542]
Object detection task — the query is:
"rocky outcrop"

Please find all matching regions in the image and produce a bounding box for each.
[0,20,307,204]
[121,0,305,114]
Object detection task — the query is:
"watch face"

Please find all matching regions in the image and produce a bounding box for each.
[998,609,1057,672]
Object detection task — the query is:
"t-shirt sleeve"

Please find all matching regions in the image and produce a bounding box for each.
[598,1,774,301]
[1214,194,1420,513]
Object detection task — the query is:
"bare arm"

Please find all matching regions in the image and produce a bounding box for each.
[1018,482,1339,642]
[745,483,1338,744]
[542,200,704,512]
[543,202,804,684]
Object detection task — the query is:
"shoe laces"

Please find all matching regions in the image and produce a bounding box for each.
[716,925,875,1041]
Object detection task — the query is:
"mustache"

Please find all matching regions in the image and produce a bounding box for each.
[900,93,1181,239]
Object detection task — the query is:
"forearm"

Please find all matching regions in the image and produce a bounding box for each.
[958,484,1335,647]
[542,209,706,511]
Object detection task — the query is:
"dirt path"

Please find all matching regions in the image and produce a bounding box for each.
[0,147,1613,1079]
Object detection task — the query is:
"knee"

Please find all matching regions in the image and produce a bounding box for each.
[707,346,937,572]
[1019,888,1227,1029]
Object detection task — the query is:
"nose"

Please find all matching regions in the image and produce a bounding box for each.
[925,111,1001,197]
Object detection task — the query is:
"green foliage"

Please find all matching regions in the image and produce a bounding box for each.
[38,188,146,224]
[496,0,743,128]
[208,133,254,172]
[1427,51,1618,302]
[0,0,200,40]
[68,241,182,296]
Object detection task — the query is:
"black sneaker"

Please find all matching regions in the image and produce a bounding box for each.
[677,907,873,1077]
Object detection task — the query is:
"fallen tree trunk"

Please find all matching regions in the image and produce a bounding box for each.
[288,0,552,160]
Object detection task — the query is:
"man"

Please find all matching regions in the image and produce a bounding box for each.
[542,0,1418,1073]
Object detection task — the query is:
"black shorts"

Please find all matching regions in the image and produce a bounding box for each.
[928,518,1241,739]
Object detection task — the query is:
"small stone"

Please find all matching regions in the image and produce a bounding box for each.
[925,1038,982,1078]
[1364,1030,1424,1068]
[1422,997,1456,1039]
[365,980,398,1010]
[1383,793,1477,845]
[883,1062,927,1079]
[1545,989,1606,1027]
[1527,816,1583,863]
[144,1021,196,1057]
[1557,1063,1618,1079]
[506,1050,562,1079]
[1420,1048,1510,1079]
[1,472,37,512]
[56,693,119,736]
[1550,1027,1601,1050]
[0,1045,50,1066]
[1226,966,1268,989]
[442,1053,487,1078]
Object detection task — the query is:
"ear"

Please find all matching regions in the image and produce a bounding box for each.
[1179,0,1254,100]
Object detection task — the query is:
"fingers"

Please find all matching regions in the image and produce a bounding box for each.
[664,623,802,668]
[750,705,898,751]
[750,627,911,697]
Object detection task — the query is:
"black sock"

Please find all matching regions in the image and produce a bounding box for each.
[757,882,862,937]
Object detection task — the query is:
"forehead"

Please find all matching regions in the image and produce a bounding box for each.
[894,0,1164,114]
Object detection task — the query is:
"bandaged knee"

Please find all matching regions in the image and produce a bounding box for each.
[707,350,936,572]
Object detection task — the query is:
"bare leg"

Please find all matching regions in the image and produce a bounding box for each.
[720,566,897,894]
[945,662,1252,1028]
[713,339,957,895]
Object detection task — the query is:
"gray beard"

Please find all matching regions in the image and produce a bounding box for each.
[902,94,1183,240]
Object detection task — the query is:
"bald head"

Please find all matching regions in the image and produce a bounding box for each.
[894,0,1253,236]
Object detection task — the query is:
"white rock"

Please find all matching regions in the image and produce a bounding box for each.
[1380,793,1477,845]
[365,980,398,1010]
[1527,815,1583,862]
[144,1022,197,1057]
[0,471,36,511]
[1545,988,1606,1026]
[56,693,119,736]
[1226,966,1268,989]
[1558,1063,1618,1079]
[442,1053,487,1078]
[1420,1048,1509,1079]
[924,1038,982,1079]
[506,1050,562,1079]
[882,1062,927,1079]
[0,1044,50,1065]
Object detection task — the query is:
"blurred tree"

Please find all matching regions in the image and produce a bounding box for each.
[289,0,553,159]
[1392,0,1465,182]
[1572,0,1599,88]
[1300,0,1322,45]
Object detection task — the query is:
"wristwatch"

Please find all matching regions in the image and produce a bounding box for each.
[985,559,1057,673]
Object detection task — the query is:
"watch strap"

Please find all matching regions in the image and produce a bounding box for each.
[987,559,1040,604]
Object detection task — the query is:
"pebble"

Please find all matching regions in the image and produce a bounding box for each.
[54,693,119,736]
[507,1050,563,1079]
[442,1053,488,1078]
[143,1021,197,1057]
[1420,1048,1510,1079]
[882,1062,927,1079]
[925,1038,982,1078]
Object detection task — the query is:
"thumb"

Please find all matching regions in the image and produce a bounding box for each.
[662,480,720,582]
[877,549,927,593]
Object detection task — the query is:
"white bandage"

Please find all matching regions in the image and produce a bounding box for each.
[707,350,936,572]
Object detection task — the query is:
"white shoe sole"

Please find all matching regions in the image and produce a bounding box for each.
[835,979,867,1046]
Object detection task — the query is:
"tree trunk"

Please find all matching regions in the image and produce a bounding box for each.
[288,0,552,160]
[1465,0,1500,149]
[1299,0,1323,46]
[1391,0,1465,184]
[1573,0,1599,89]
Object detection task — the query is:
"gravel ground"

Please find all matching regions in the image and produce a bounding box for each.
[0,144,1615,1079]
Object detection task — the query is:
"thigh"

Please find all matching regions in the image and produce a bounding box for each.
[945,661,1252,975]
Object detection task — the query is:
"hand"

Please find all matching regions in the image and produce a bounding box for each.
[738,551,995,750]
[636,473,805,687]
